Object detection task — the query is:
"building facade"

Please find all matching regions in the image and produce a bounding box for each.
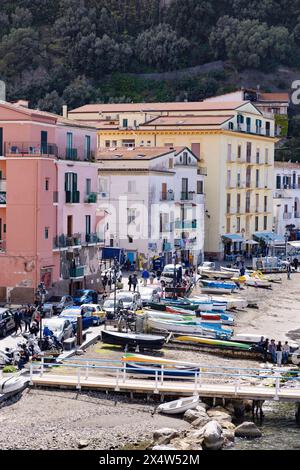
[273,162,300,238]
[69,100,276,259]
[0,101,102,303]
[96,146,205,267]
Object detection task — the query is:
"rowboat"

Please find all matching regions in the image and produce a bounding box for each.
[146,318,233,338]
[0,375,29,400]
[144,310,233,326]
[147,301,201,312]
[157,396,200,414]
[198,268,234,280]
[200,279,238,294]
[242,275,272,289]
[101,330,165,350]
[175,335,253,351]
[122,354,200,378]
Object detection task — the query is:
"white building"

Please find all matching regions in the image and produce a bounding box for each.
[96,146,205,267]
[273,162,300,236]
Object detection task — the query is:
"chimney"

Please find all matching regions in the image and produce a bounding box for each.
[62,105,68,119]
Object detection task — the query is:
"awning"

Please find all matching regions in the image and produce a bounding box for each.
[253,231,285,244]
[243,239,258,245]
[222,234,244,242]
[288,241,300,248]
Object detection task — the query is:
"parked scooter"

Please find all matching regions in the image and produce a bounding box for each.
[0,347,21,366]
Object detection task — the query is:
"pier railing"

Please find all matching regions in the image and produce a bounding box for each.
[30,358,300,402]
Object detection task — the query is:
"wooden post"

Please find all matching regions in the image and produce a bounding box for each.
[77,316,83,346]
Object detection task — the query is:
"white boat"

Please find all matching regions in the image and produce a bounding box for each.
[211,295,248,310]
[200,280,238,295]
[243,276,272,289]
[157,396,199,415]
[0,374,29,399]
[199,269,234,280]
[190,295,227,312]
[146,318,232,338]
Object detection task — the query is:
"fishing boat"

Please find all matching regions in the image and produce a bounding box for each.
[157,396,200,414]
[146,317,233,338]
[0,375,29,400]
[101,330,165,350]
[200,279,238,294]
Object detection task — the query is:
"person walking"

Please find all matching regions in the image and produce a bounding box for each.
[149,271,155,285]
[128,274,133,292]
[293,258,299,272]
[14,310,22,335]
[276,341,283,367]
[262,338,269,362]
[23,306,32,332]
[282,341,290,364]
[268,339,277,364]
[102,273,108,292]
[132,273,138,292]
[287,262,292,280]
[141,269,150,287]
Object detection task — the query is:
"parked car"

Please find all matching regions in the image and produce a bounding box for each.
[101,299,124,319]
[42,295,74,316]
[59,306,100,330]
[42,318,74,343]
[0,308,15,337]
[110,291,142,310]
[81,304,106,324]
[160,264,182,287]
[73,289,98,305]
[138,286,163,306]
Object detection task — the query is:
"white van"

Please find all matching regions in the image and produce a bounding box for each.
[160,264,182,287]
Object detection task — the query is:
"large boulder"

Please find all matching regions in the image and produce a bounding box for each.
[191,415,211,429]
[207,409,232,424]
[234,422,262,438]
[221,421,236,431]
[184,408,208,423]
[170,437,203,451]
[223,429,235,447]
[202,420,224,450]
[153,428,180,445]
[196,402,210,411]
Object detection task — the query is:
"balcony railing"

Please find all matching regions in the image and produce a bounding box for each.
[0,240,6,252]
[175,220,197,229]
[5,142,58,157]
[65,190,80,203]
[160,191,174,201]
[84,192,97,203]
[53,233,82,249]
[84,233,103,244]
[295,212,300,218]
[283,212,292,220]
[69,266,85,278]
[65,148,78,160]
[180,191,195,202]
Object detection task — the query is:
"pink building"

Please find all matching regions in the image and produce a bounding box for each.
[0,101,102,303]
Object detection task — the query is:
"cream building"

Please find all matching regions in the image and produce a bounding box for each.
[69,100,276,259]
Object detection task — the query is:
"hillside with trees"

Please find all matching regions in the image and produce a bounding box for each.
[0,0,299,111]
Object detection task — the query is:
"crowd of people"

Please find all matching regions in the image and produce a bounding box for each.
[13,305,42,336]
[258,337,291,365]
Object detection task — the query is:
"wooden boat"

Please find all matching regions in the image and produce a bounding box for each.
[146,318,233,338]
[144,310,233,326]
[175,335,253,351]
[122,353,200,378]
[147,301,200,312]
[157,396,200,414]
[101,330,165,350]
[0,375,29,400]
[199,268,234,280]
[200,279,238,294]
[242,275,272,289]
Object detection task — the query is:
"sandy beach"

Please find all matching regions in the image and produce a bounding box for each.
[0,273,299,450]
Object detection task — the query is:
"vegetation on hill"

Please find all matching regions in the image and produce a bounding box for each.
[0,0,299,112]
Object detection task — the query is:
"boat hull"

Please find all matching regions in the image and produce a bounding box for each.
[101,330,165,350]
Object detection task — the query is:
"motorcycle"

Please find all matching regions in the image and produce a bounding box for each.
[40,335,63,353]
[0,347,21,366]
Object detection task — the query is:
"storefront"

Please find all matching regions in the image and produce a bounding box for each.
[222,234,244,260]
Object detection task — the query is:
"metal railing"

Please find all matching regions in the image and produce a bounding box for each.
[160,192,174,201]
[84,192,97,203]
[53,233,82,249]
[180,192,195,202]
[5,142,58,157]
[30,358,300,401]
[69,266,84,278]
[65,148,78,160]
[65,190,80,203]
[175,219,197,229]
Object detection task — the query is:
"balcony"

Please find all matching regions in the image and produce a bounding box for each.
[65,148,78,160]
[5,142,58,158]
[0,240,6,253]
[160,223,173,233]
[0,191,6,205]
[84,192,97,203]
[160,191,174,202]
[69,266,84,278]
[84,233,103,244]
[65,190,80,203]
[175,219,197,229]
[53,233,82,249]
[180,191,196,202]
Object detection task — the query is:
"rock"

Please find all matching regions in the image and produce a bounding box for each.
[196,403,209,412]
[170,437,202,451]
[221,421,236,431]
[207,409,232,424]
[234,422,262,438]
[225,403,235,415]
[191,415,211,428]
[153,428,180,445]
[183,408,208,423]
[201,420,224,451]
[223,429,235,443]
[243,400,253,412]
[208,406,229,415]
[77,440,89,449]
[152,445,177,450]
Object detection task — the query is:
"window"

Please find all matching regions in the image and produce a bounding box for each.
[246,117,251,133]
[265,148,269,164]
[237,172,241,188]
[246,142,251,162]
[66,132,73,159]
[264,196,268,212]
[256,119,262,134]
[266,122,271,136]
[264,216,267,230]
[276,175,281,189]
[85,215,91,236]
[237,194,241,213]
[256,148,260,164]
[227,170,231,187]
[256,169,260,188]
[237,145,241,159]
[128,208,136,224]
[255,194,259,212]
[112,140,117,147]
[227,144,232,161]
[99,178,108,193]
[246,191,251,213]
[226,218,231,233]
[237,217,241,233]
[255,216,259,232]
[45,227,49,239]
[229,122,234,130]
[86,178,91,195]
[3,224,6,233]
[182,152,188,165]
[122,119,128,128]
[105,140,110,148]
[197,181,203,194]
[45,178,49,191]
[169,158,173,169]
[122,139,135,148]
[226,193,231,213]
[84,135,91,159]
[128,181,136,193]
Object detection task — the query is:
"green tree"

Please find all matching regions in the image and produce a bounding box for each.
[62,76,95,109]
[135,23,190,71]
[38,90,64,114]
[11,7,33,29]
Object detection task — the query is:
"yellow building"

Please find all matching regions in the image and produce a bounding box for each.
[69,101,276,259]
